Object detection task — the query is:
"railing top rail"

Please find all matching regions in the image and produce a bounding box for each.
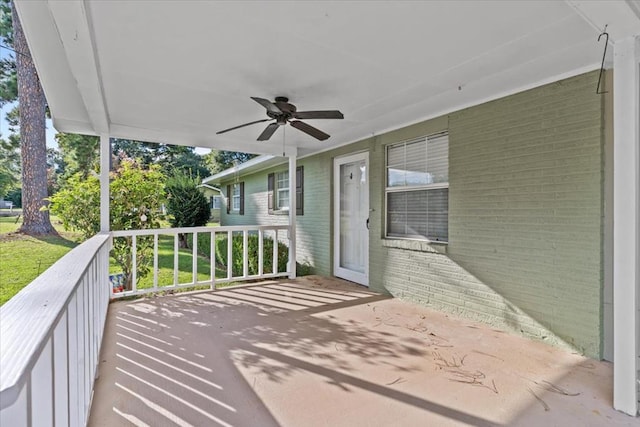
[0,233,111,406]
[111,224,290,237]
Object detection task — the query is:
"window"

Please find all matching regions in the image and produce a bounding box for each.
[212,195,221,210]
[226,182,244,215]
[386,132,449,242]
[276,171,290,210]
[232,185,241,211]
[268,166,304,215]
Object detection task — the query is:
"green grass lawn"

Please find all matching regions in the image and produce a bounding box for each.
[109,233,226,292]
[1,216,225,305]
[0,215,81,305]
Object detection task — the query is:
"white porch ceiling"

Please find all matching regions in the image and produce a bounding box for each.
[14,1,639,157]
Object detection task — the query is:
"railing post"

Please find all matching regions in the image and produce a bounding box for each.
[243,230,249,277]
[227,230,233,280]
[131,235,137,293]
[153,234,159,291]
[211,231,216,290]
[173,234,179,286]
[288,155,297,279]
[192,232,198,285]
[273,229,278,274]
[258,229,264,276]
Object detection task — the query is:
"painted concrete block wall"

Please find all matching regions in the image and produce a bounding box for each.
[220,70,605,358]
[370,71,605,358]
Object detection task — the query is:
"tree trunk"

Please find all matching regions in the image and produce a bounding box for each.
[12,3,55,235]
[178,233,189,249]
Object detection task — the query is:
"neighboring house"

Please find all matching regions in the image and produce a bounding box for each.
[204,70,613,362]
[197,184,222,222]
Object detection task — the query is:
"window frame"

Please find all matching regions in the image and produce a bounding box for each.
[212,195,221,210]
[232,184,241,212]
[226,182,244,215]
[384,132,449,243]
[275,171,290,211]
[268,166,303,216]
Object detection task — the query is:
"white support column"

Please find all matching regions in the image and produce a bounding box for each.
[613,35,639,416]
[288,154,297,279]
[99,134,110,233]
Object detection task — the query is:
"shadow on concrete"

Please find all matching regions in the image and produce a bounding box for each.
[89,277,499,426]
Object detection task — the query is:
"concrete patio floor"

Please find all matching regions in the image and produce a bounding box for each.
[89,276,636,427]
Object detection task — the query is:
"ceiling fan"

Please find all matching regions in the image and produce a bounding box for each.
[216,96,344,141]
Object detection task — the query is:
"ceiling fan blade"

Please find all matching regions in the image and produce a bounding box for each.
[293,110,344,120]
[257,123,280,141]
[290,120,330,141]
[216,118,271,135]
[251,97,283,115]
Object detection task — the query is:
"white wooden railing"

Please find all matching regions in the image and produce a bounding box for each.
[109,225,291,298]
[0,233,111,427]
[0,225,290,426]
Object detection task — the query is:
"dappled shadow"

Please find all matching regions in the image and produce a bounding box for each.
[90,276,636,426]
[90,277,500,426]
[30,234,78,248]
[0,228,78,249]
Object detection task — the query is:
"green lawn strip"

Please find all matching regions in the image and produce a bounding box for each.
[0,215,23,234]
[109,234,227,292]
[0,233,80,305]
[0,220,235,305]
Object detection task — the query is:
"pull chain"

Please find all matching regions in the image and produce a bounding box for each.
[282,125,286,157]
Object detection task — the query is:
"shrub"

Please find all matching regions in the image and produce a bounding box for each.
[189,231,312,278]
[214,233,288,276]
[165,173,210,248]
[49,160,165,289]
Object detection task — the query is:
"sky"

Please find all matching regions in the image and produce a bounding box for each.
[1,101,57,148]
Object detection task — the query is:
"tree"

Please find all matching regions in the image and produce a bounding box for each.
[47,172,100,238]
[56,133,99,179]
[10,2,55,234]
[111,138,154,165]
[112,139,211,178]
[165,172,210,248]
[204,150,256,174]
[161,147,210,178]
[49,159,166,289]
[46,146,64,195]
[0,133,19,198]
[0,0,16,108]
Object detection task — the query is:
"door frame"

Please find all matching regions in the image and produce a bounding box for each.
[333,151,369,286]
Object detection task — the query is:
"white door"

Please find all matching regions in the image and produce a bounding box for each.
[334,152,369,286]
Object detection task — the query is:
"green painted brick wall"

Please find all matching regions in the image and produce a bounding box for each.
[221,70,606,358]
[370,71,604,358]
[447,71,604,356]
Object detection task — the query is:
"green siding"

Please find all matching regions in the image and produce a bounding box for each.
[222,71,606,358]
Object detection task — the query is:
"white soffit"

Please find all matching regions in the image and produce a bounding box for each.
[15,1,608,156]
